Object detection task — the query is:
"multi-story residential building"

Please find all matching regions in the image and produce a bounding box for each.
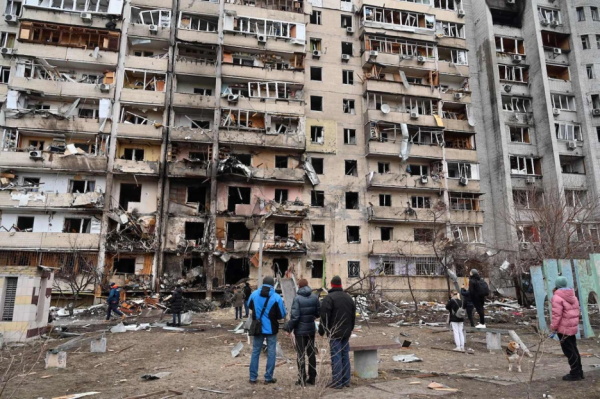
[1,0,492,332]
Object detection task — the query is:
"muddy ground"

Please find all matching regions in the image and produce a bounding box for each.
[1,305,600,399]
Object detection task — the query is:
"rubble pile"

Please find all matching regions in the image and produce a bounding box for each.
[106,209,158,251]
[263,236,306,252]
[181,298,221,313]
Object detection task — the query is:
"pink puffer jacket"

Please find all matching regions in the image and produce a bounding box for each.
[550,288,580,336]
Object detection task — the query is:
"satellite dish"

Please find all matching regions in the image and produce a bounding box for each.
[381,104,390,114]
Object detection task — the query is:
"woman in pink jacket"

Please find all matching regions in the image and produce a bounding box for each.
[550,277,583,381]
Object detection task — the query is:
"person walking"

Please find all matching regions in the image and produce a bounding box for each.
[243,282,252,317]
[446,290,465,351]
[318,276,355,389]
[468,269,488,328]
[285,279,320,386]
[170,284,184,326]
[460,287,476,327]
[232,286,244,320]
[248,276,287,385]
[105,282,125,322]
[550,277,583,381]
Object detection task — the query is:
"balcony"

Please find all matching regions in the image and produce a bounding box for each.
[235,201,308,219]
[218,130,305,150]
[438,62,469,76]
[441,118,474,132]
[223,34,304,54]
[364,79,439,98]
[21,8,123,30]
[0,232,100,251]
[1,151,108,172]
[365,109,439,128]
[131,0,172,7]
[170,128,214,143]
[368,207,438,223]
[177,29,219,45]
[436,36,467,50]
[9,77,114,99]
[224,3,305,23]
[449,211,484,225]
[124,55,168,72]
[367,140,443,159]
[113,159,160,175]
[117,123,164,140]
[562,173,587,188]
[222,64,304,84]
[4,115,109,134]
[128,23,170,40]
[0,191,104,210]
[174,58,217,76]
[221,97,304,115]
[371,240,436,256]
[167,160,211,178]
[362,51,435,70]
[447,178,480,192]
[173,93,217,109]
[441,91,471,103]
[16,43,118,67]
[367,172,444,191]
[251,167,305,184]
[180,0,219,15]
[120,89,166,106]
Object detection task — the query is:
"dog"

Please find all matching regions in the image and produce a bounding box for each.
[506,341,524,372]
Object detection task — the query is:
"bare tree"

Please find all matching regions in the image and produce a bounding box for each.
[53,251,101,309]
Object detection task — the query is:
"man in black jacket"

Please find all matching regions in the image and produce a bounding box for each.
[170,285,184,326]
[468,269,486,328]
[286,279,320,386]
[460,287,475,327]
[243,282,252,317]
[318,276,356,389]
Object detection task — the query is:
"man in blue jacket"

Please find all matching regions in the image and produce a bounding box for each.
[105,282,125,322]
[248,276,287,384]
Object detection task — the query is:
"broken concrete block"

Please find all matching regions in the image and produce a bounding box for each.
[180,312,193,325]
[231,342,243,358]
[90,337,107,353]
[486,332,502,350]
[45,350,67,369]
[110,323,126,333]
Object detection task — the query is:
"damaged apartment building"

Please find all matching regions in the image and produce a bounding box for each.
[1,0,540,311]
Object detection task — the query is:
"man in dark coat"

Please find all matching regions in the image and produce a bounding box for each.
[232,286,244,320]
[468,269,486,328]
[460,287,475,327]
[105,282,125,322]
[318,276,356,389]
[285,279,320,386]
[243,282,252,317]
[170,285,184,326]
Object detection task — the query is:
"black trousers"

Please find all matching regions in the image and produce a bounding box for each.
[557,333,583,376]
[472,300,485,325]
[465,304,475,327]
[295,334,317,383]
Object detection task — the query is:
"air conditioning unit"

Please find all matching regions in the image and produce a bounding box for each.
[457,9,465,18]
[80,12,92,23]
[507,0,515,4]
[567,140,577,150]
[420,175,428,184]
[504,84,512,93]
[553,108,561,116]
[312,50,321,58]
[512,55,523,63]
[346,26,354,34]
[4,14,17,25]
[553,48,562,55]
[341,54,351,61]
[520,242,530,250]
[257,34,267,43]
[149,25,158,33]
[29,150,43,159]
[417,56,425,63]
[540,19,549,26]
[592,108,600,116]
[369,50,378,58]
[99,84,110,93]
[525,176,536,184]
[410,111,419,119]
[459,176,469,186]
[227,94,239,103]
[454,93,463,100]
[0,47,14,57]
[550,20,559,27]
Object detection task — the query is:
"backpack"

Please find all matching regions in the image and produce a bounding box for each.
[475,279,490,297]
[453,299,466,319]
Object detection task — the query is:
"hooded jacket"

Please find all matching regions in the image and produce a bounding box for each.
[460,288,474,307]
[287,286,320,336]
[171,287,184,313]
[249,284,287,335]
[468,274,484,303]
[243,284,252,301]
[551,288,580,336]
[318,288,356,340]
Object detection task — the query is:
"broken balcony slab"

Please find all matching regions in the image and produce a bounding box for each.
[218,129,305,151]
[368,207,437,224]
[172,93,217,109]
[367,140,444,160]
[113,159,160,175]
[219,97,304,115]
[124,55,169,72]
[167,161,211,178]
[0,191,104,210]
[9,77,114,100]
[16,43,119,67]
[21,8,123,30]
[365,79,440,99]
[176,29,219,45]
[367,173,445,192]
[222,63,304,85]
[4,115,111,134]
[371,240,437,256]
[223,33,302,54]
[170,128,214,143]
[180,0,219,15]
[365,109,438,128]
[224,3,306,22]
[117,123,164,140]
[120,89,166,106]
[1,152,108,173]
[173,59,217,76]
[249,168,306,184]
[0,232,100,250]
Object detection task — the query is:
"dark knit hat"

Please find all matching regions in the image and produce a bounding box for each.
[263,276,275,286]
[331,276,342,287]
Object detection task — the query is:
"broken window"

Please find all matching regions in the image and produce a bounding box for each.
[560,156,586,174]
[184,222,205,241]
[19,22,120,52]
[119,183,142,210]
[113,258,136,274]
[274,223,288,240]
[0,32,15,49]
[227,186,251,212]
[310,38,322,52]
[593,94,600,109]
[23,177,40,192]
[363,6,435,30]
[310,126,324,143]
[0,67,10,83]
[378,162,390,174]
[364,35,435,58]
[434,0,461,11]
[232,153,251,166]
[232,16,301,41]
[226,222,250,249]
[509,126,531,143]
[555,123,582,141]
[193,88,212,96]
[63,218,91,233]
[348,261,360,278]
[408,164,428,176]
[274,189,288,203]
[311,260,323,279]
[453,226,483,243]
[345,160,358,176]
[565,190,587,208]
[510,156,539,175]
[123,69,166,92]
[310,10,321,25]
[342,42,353,56]
[187,186,206,206]
[275,156,288,168]
[437,47,468,64]
[179,13,217,31]
[5,0,20,15]
[311,190,325,207]
[502,96,532,112]
[346,226,360,243]
[248,81,291,99]
[587,65,595,79]
[312,225,325,242]
[551,94,576,111]
[123,148,145,161]
[310,67,322,81]
[341,15,352,28]
[344,129,356,145]
[582,35,590,50]
[513,190,542,209]
[311,158,324,174]
[379,194,392,207]
[498,65,528,83]
[539,7,562,24]
[342,70,354,85]
[345,192,359,209]
[576,7,585,22]
[380,227,393,241]
[16,216,34,232]
[343,99,355,114]
[310,96,323,111]
[439,21,465,38]
[546,64,570,81]
[414,228,434,242]
[135,9,171,27]
[447,162,479,179]
[494,36,525,55]
[411,196,430,209]
[69,180,95,194]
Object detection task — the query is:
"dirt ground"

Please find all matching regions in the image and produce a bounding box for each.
[1,306,600,399]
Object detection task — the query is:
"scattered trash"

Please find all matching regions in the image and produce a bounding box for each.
[141,372,172,381]
[197,387,229,394]
[231,342,244,358]
[110,323,126,333]
[393,354,422,363]
[51,392,100,399]
[180,312,193,325]
[428,382,458,392]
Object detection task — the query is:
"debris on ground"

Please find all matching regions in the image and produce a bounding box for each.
[393,354,422,363]
[141,372,171,381]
